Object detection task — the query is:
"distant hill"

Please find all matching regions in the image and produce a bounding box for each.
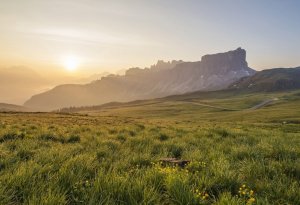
[229,67,300,91]
[25,48,255,111]
[0,103,30,112]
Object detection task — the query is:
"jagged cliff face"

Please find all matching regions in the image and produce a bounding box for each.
[24,48,255,111]
[201,48,247,72]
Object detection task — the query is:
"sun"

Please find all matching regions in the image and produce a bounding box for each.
[63,56,79,71]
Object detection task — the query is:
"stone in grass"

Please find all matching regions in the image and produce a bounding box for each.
[159,158,190,168]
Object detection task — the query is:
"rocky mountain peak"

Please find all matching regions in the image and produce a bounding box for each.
[149,60,184,70]
[200,47,248,74]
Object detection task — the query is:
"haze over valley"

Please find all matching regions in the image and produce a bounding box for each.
[1,0,299,107]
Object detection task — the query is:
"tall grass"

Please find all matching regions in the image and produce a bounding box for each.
[0,110,299,204]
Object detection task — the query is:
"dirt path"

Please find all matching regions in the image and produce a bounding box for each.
[181,98,279,111]
[248,98,279,110]
[181,101,239,111]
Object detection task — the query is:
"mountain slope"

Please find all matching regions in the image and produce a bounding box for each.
[24,48,255,111]
[230,67,300,91]
[0,103,30,112]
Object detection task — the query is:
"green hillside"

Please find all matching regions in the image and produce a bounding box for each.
[0,90,300,204]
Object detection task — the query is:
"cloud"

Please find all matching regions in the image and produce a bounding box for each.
[19,27,157,47]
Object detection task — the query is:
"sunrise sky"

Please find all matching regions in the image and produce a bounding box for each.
[0,0,299,75]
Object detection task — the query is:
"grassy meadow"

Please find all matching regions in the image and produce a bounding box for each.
[0,91,300,204]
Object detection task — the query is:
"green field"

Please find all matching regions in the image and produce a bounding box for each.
[0,91,300,204]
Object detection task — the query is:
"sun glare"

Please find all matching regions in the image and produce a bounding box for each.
[63,56,79,71]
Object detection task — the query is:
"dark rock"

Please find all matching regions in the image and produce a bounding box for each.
[159,158,190,168]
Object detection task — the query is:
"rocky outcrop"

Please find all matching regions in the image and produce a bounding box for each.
[149,60,184,70]
[201,47,249,74]
[24,48,255,111]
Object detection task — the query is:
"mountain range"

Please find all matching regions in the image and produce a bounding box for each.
[24,48,255,111]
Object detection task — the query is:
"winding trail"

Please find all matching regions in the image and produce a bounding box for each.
[248,98,279,110]
[184,101,238,111]
[181,98,279,111]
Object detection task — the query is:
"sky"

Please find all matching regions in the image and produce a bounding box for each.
[0,0,300,75]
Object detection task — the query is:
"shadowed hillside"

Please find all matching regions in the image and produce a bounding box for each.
[230,67,300,92]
